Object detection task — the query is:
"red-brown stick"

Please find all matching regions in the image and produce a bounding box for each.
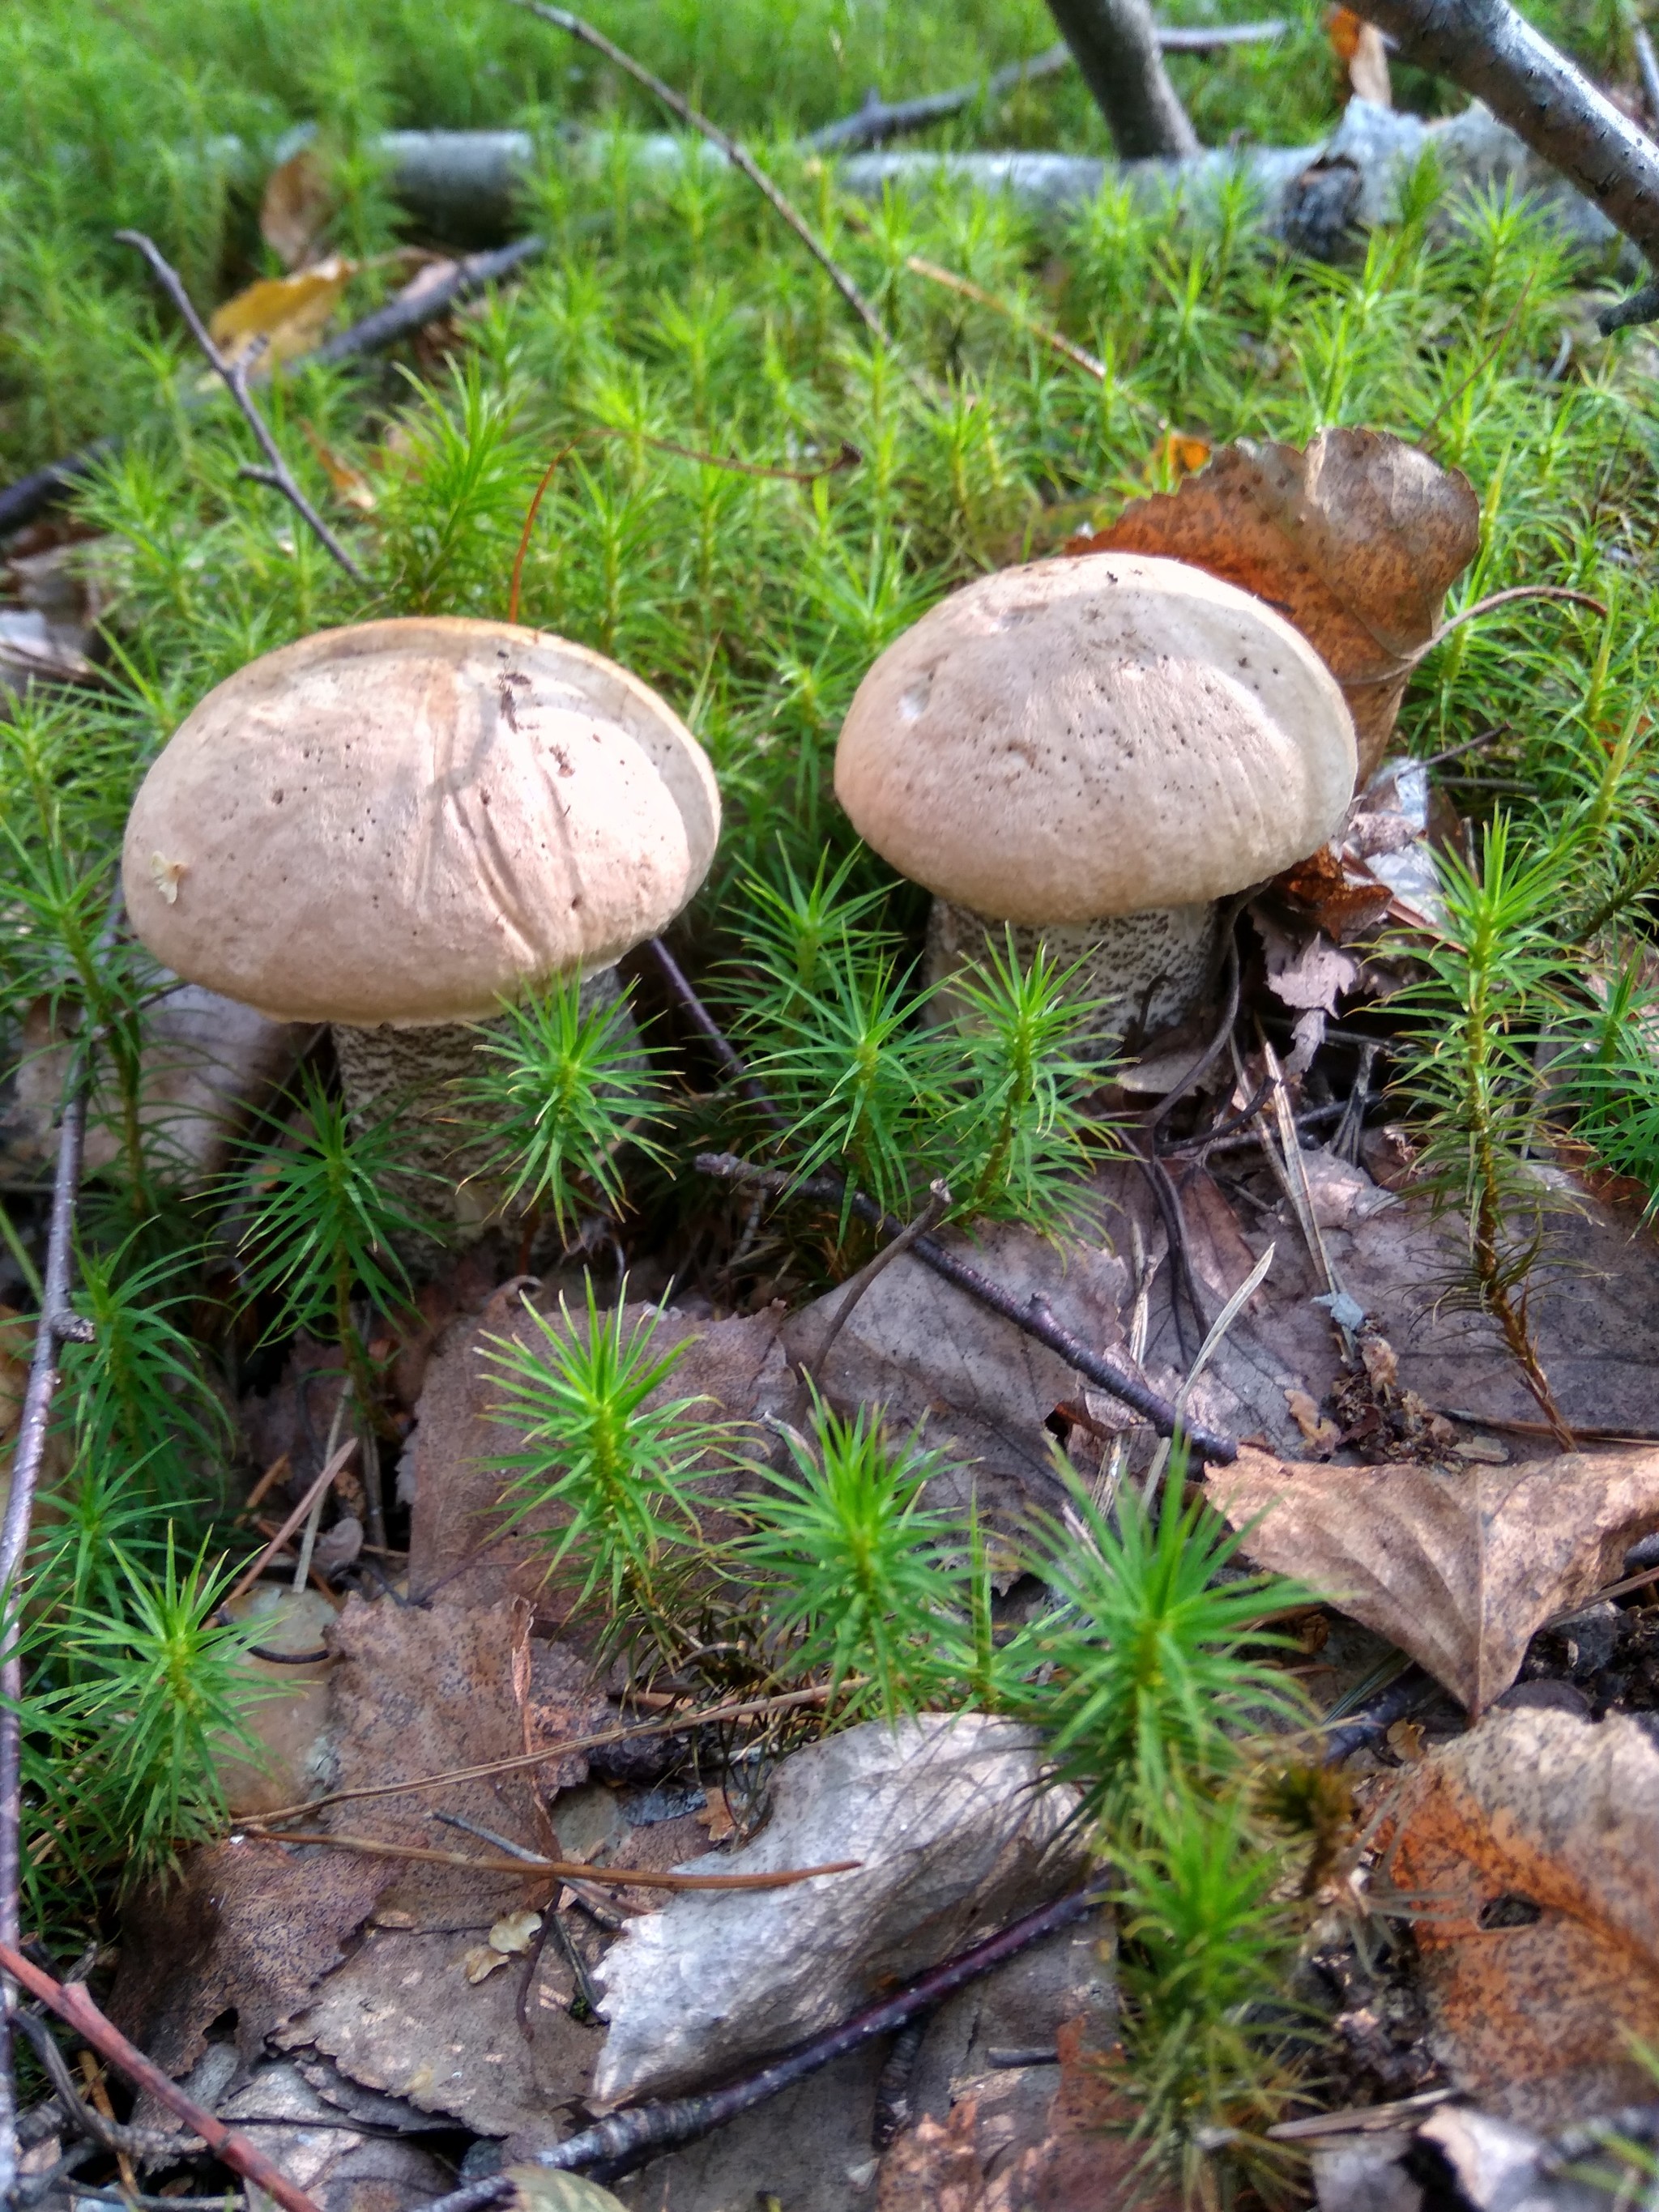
[0,1941,322,2212]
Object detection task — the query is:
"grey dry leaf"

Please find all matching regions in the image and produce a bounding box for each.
[1209,1443,1659,1711]
[1383,1707,1659,2129]
[1072,428,1480,780]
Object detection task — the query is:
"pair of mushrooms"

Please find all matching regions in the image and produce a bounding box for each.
[122,554,1355,1222]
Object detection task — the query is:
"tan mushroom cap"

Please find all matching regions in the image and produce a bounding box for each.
[122,617,721,1025]
[834,552,1356,924]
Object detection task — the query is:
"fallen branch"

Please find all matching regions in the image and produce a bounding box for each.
[117,232,366,582]
[1047,0,1200,157]
[419,1879,1110,2201]
[260,1830,859,1892]
[0,1942,322,2212]
[1354,0,1659,328]
[803,26,1286,154]
[505,0,891,347]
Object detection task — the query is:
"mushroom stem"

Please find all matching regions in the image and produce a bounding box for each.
[923,896,1223,1054]
[331,967,634,1247]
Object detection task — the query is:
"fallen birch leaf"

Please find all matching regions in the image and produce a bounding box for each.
[260,147,332,271]
[1071,429,1479,780]
[462,1944,510,1985]
[208,258,353,373]
[1383,1707,1659,2128]
[1209,1444,1659,1711]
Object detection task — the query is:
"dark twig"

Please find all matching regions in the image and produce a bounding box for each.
[505,1,892,347]
[114,232,366,582]
[1352,0,1659,330]
[644,941,1235,1455]
[804,26,1286,151]
[1636,20,1659,126]
[0,1082,90,2200]
[418,1882,1109,2201]
[0,1944,322,2212]
[697,1152,1237,1462]
[1320,1666,1433,1762]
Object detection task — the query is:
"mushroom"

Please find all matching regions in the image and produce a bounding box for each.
[122,616,720,1232]
[833,552,1356,1049]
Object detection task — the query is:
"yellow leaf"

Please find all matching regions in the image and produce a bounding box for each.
[208,257,354,373]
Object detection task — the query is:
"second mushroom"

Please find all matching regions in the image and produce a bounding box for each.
[833,552,1357,1051]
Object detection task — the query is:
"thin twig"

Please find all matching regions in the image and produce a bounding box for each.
[697,1149,1237,1460]
[262,1830,859,1892]
[1637,19,1659,122]
[527,1881,1108,2183]
[222,1437,358,1609]
[416,1881,1107,2205]
[505,2,891,347]
[0,1944,322,2212]
[1348,585,1609,684]
[0,1082,90,2202]
[1,236,548,540]
[115,231,366,583]
[241,1682,840,1826]
[902,255,1106,379]
[805,1178,950,1383]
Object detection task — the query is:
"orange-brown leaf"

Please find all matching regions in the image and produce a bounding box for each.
[1071,429,1479,781]
[1383,1707,1659,2128]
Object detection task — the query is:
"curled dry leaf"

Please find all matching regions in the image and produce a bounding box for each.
[1070,428,1480,780]
[208,258,354,373]
[260,147,333,271]
[1382,1707,1659,2129]
[1329,6,1393,105]
[1209,1443,1659,1712]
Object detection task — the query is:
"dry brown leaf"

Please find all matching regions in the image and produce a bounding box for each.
[1071,429,1479,781]
[108,1837,385,2078]
[259,147,332,271]
[1209,1444,1659,1712]
[1383,1707,1659,2128]
[208,258,353,373]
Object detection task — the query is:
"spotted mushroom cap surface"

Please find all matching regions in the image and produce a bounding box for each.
[833,552,1357,923]
[122,617,721,1025]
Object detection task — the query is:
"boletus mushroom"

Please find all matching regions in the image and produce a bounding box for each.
[122,616,720,1230]
[834,552,1357,1050]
